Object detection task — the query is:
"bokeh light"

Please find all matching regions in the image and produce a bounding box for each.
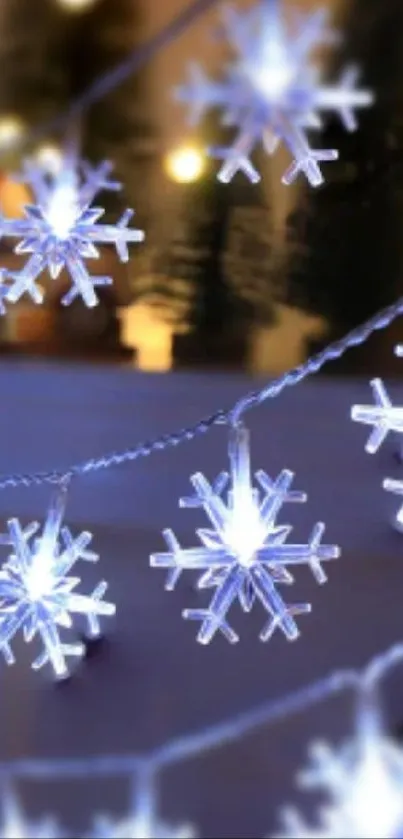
[0,115,25,149]
[164,145,206,183]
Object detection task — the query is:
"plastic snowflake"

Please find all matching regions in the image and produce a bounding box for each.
[274,722,403,837]
[175,0,373,187]
[0,785,60,838]
[2,157,144,308]
[150,424,339,644]
[0,481,115,678]
[351,369,403,454]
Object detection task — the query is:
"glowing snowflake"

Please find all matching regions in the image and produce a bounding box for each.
[0,785,60,838]
[274,725,403,837]
[351,375,403,454]
[150,424,339,644]
[0,481,115,678]
[175,0,373,186]
[2,157,144,308]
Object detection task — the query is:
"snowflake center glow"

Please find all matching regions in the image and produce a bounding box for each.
[45,183,79,240]
[224,499,265,567]
[249,43,295,102]
[25,551,55,601]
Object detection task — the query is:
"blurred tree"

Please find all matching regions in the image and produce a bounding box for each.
[151,125,280,366]
[284,0,403,372]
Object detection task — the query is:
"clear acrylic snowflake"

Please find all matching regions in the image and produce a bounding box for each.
[351,366,403,454]
[175,0,373,187]
[0,480,115,679]
[2,156,144,308]
[274,724,403,837]
[150,424,339,644]
[0,784,61,838]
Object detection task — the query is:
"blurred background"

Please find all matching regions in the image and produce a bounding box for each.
[0,0,401,377]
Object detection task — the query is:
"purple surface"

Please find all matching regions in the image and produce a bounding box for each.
[0,359,403,837]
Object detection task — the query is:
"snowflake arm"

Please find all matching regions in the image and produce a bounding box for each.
[0,481,115,678]
[151,424,339,644]
[79,159,122,208]
[351,378,403,453]
[312,66,373,132]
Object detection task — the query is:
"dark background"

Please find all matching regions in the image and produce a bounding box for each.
[0,1,402,837]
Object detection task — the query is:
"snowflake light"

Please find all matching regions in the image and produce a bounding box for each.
[0,784,60,838]
[150,424,339,644]
[0,480,115,678]
[351,352,403,453]
[274,706,403,837]
[2,157,144,308]
[175,0,373,187]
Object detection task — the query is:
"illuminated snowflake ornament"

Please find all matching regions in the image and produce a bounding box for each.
[151,424,339,644]
[2,156,144,307]
[175,0,373,187]
[0,785,61,838]
[274,704,403,838]
[351,371,403,454]
[0,479,115,679]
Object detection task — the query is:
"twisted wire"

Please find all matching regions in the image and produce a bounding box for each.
[0,294,401,491]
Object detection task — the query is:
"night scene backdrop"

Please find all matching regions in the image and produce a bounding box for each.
[0,1,402,838]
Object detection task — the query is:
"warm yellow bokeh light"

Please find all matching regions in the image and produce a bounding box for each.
[0,116,25,148]
[164,146,206,183]
[55,0,100,11]
[35,144,63,176]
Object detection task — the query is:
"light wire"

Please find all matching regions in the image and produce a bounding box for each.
[0,294,402,491]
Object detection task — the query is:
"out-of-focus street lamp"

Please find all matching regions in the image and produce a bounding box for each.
[54,0,100,11]
[0,116,25,149]
[164,145,206,184]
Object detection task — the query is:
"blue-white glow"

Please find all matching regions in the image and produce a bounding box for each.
[1,157,144,308]
[0,481,115,679]
[351,378,403,454]
[275,707,403,837]
[0,785,60,838]
[151,424,339,644]
[175,0,373,186]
